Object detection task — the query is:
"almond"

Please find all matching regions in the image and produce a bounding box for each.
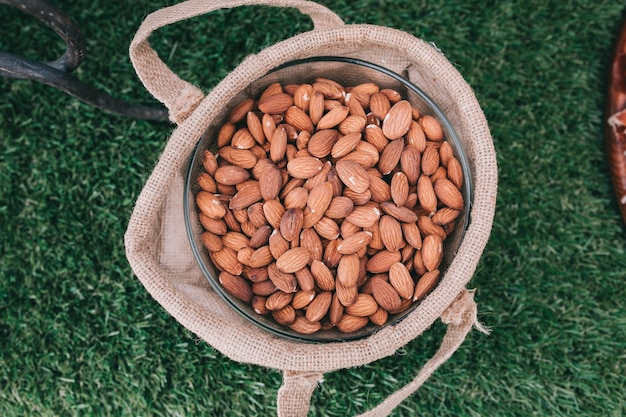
[272,305,296,325]
[246,111,265,145]
[432,207,461,225]
[364,124,388,152]
[418,215,447,241]
[369,92,391,121]
[439,141,453,167]
[218,147,258,170]
[289,316,321,334]
[221,231,250,252]
[336,314,369,333]
[243,266,269,283]
[286,156,324,179]
[421,234,443,272]
[433,178,464,210]
[421,145,440,176]
[346,92,367,117]
[299,228,323,262]
[339,115,367,135]
[230,128,256,150]
[265,290,294,312]
[345,293,379,317]
[267,262,298,293]
[249,224,272,248]
[306,182,334,217]
[419,115,444,141]
[279,207,304,242]
[219,271,253,302]
[335,159,370,193]
[199,213,227,235]
[252,295,270,315]
[307,129,339,158]
[417,175,437,215]
[378,138,405,175]
[258,160,282,200]
[202,150,219,176]
[368,174,392,203]
[258,82,283,102]
[389,262,415,300]
[382,100,412,140]
[369,306,389,326]
[263,199,285,229]
[201,231,223,252]
[285,106,314,133]
[390,172,410,206]
[308,91,325,125]
[370,276,402,312]
[276,247,310,273]
[261,113,277,142]
[305,291,333,322]
[380,201,418,223]
[337,231,373,255]
[196,191,227,219]
[214,165,250,186]
[317,105,350,130]
[380,88,402,103]
[413,269,440,301]
[400,145,422,185]
[258,92,293,114]
[283,187,309,210]
[337,253,360,287]
[310,259,335,291]
[406,121,427,151]
[228,99,255,124]
[329,292,344,325]
[345,204,381,228]
[293,83,314,112]
[379,215,403,252]
[269,125,288,162]
[331,132,362,159]
[336,282,358,307]
[325,196,354,219]
[229,181,262,210]
[365,250,402,274]
[401,222,423,250]
[313,217,340,241]
[294,266,316,292]
[447,156,464,190]
[210,247,243,276]
[252,280,278,297]
[313,81,344,99]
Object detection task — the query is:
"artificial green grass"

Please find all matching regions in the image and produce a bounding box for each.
[1,0,625,416]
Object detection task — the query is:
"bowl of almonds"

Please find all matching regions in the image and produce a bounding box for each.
[184,56,471,342]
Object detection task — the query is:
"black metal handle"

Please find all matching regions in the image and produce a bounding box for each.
[0,0,169,121]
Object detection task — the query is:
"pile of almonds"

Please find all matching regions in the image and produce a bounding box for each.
[194,77,465,335]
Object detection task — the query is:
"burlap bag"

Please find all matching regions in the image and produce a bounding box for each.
[124,1,497,415]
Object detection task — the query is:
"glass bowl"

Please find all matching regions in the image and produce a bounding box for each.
[184,56,472,343]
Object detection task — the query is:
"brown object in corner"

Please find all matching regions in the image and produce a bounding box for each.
[606,15,626,225]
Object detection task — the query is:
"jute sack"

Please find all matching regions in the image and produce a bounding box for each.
[124,1,497,415]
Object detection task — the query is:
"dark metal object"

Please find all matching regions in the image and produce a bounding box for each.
[0,0,169,121]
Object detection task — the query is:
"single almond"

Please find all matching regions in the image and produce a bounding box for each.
[390,172,410,206]
[267,262,298,293]
[293,83,314,112]
[337,253,361,287]
[380,201,418,223]
[433,178,464,210]
[196,191,227,219]
[251,280,278,297]
[419,115,444,141]
[365,250,402,274]
[418,216,447,240]
[400,145,422,185]
[331,132,362,159]
[305,291,333,322]
[378,138,405,175]
[439,141,453,167]
[269,228,290,260]
[401,222,423,250]
[447,156,464,190]
[286,156,324,179]
[202,150,219,176]
[219,271,253,302]
[249,224,272,248]
[308,91,325,125]
[406,121,427,151]
[229,181,262,210]
[345,204,381,228]
[306,181,334,217]
[258,93,293,114]
[218,147,258,170]
[307,129,339,158]
[336,282,358,307]
[265,290,294,311]
[221,231,250,252]
[325,196,354,219]
[258,160,282,200]
[380,88,402,103]
[364,124,388,152]
[214,165,250,186]
[346,92,367,117]
[258,82,283,103]
[243,266,269,283]
[336,314,369,333]
[389,262,415,300]
[379,215,403,252]
[269,125,288,162]
[421,145,440,176]
[272,305,296,325]
[369,306,389,326]
[337,231,373,255]
[369,92,391,121]
[413,269,440,301]
[201,231,223,252]
[345,293,379,317]
[283,187,309,210]
[299,228,323,262]
[289,316,322,334]
[230,128,256,150]
[382,100,412,140]
[367,174,392,203]
[246,111,265,144]
[210,247,243,276]
[432,207,462,225]
[335,159,370,193]
[329,292,344,325]
[199,212,227,235]
[338,115,367,135]
[276,247,310,273]
[370,276,402,311]
[313,217,341,241]
[417,175,437,215]
[263,199,285,229]
[421,234,443,272]
[247,245,274,268]
[284,105,314,133]
[228,99,255,124]
[294,266,316,292]
[252,295,270,315]
[316,105,350,130]
[280,208,304,242]
[313,81,344,100]
[310,259,336,291]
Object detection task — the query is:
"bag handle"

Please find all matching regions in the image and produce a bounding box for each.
[129,0,344,123]
[276,289,489,417]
